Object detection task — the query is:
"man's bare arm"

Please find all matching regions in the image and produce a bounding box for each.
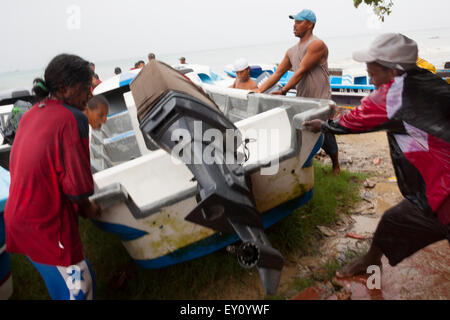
[280,40,327,92]
[256,53,292,93]
[73,198,101,219]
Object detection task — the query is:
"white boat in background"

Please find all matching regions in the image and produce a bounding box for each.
[223,63,276,79]
[173,64,234,87]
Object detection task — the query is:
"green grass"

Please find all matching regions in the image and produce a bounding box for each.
[267,162,366,255]
[312,259,341,282]
[9,161,365,299]
[292,277,316,292]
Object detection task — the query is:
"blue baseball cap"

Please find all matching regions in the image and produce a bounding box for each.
[289,9,316,24]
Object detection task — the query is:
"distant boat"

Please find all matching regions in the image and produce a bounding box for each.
[329,73,375,106]
[436,61,450,84]
[222,64,375,106]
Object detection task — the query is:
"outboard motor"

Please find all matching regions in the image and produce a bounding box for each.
[130,61,283,295]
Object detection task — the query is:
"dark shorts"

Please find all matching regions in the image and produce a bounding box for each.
[373,199,450,266]
[321,132,338,156]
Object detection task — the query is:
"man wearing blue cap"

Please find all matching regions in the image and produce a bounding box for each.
[256,9,340,175]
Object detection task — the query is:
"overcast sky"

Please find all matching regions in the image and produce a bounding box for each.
[0,0,449,73]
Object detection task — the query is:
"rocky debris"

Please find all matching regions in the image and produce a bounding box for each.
[317,225,337,237]
[349,215,379,236]
[346,232,366,240]
[326,287,352,300]
[360,190,375,202]
[291,282,336,300]
[388,176,397,182]
[291,285,324,300]
[331,275,384,300]
[340,157,353,165]
[298,256,328,272]
[363,179,376,188]
[352,200,376,215]
[297,264,313,279]
[336,214,355,227]
[373,157,382,165]
[319,237,366,262]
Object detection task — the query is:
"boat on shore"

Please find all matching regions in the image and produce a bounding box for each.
[89,61,334,293]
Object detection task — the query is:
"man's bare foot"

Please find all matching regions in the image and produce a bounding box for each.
[332,166,341,176]
[329,152,340,176]
[336,256,381,278]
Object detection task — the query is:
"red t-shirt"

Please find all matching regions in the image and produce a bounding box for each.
[5,98,94,266]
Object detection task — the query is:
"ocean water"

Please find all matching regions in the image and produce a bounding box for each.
[1,28,449,92]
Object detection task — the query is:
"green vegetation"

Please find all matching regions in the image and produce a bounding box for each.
[267,163,366,255]
[292,277,316,292]
[10,161,365,300]
[354,0,394,21]
[285,244,371,298]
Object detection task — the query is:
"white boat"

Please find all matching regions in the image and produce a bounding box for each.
[223,63,276,79]
[90,61,334,294]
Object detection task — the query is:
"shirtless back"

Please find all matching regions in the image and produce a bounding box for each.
[230,67,258,90]
[231,78,258,90]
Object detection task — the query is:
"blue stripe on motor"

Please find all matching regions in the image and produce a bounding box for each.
[134,188,314,269]
[302,134,324,168]
[91,220,148,241]
[0,251,11,285]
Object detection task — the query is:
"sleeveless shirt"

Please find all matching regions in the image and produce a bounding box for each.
[287,35,331,99]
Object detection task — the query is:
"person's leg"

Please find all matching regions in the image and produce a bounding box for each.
[329,151,340,176]
[336,199,449,277]
[336,244,383,278]
[321,133,340,175]
[29,258,95,300]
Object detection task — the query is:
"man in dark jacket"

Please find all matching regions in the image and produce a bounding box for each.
[303,33,450,277]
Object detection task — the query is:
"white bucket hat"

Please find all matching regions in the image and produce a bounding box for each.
[353,33,418,70]
[233,58,249,72]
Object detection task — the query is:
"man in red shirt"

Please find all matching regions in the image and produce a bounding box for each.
[5,54,100,299]
[303,34,449,277]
